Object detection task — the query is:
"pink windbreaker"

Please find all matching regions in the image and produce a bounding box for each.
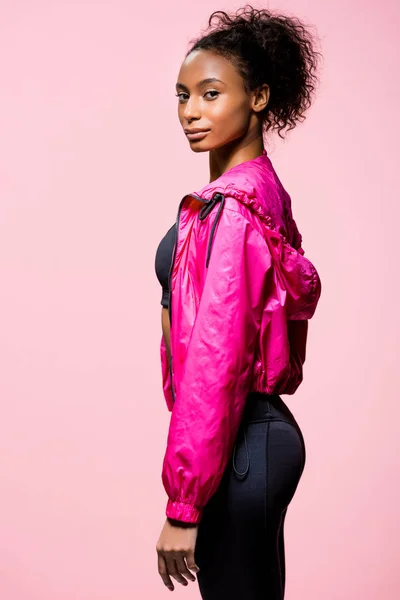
[159,149,322,524]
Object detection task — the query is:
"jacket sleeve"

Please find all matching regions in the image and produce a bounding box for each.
[161,207,273,524]
[160,334,174,412]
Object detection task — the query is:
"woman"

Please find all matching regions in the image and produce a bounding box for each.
[154,5,322,598]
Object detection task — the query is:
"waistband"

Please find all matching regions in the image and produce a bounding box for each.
[241,391,299,426]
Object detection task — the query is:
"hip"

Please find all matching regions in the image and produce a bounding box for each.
[198,390,307,528]
[231,391,306,480]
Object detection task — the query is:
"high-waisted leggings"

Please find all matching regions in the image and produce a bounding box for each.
[194,391,306,600]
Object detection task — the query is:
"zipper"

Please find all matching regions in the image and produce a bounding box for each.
[167,191,225,403]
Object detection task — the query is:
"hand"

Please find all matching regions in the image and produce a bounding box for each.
[156,517,200,591]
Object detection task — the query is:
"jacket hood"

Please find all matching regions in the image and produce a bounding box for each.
[189,148,321,320]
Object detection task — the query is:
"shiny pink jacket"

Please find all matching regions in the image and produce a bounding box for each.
[159,149,322,524]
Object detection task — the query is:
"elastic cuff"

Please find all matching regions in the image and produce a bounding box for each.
[166,499,202,524]
[167,517,198,528]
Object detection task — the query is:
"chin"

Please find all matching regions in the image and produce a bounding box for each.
[188,144,210,153]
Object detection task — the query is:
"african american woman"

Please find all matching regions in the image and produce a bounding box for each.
[154,5,322,599]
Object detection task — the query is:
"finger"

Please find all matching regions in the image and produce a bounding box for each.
[175,555,196,582]
[157,554,174,591]
[186,549,200,574]
[165,555,189,586]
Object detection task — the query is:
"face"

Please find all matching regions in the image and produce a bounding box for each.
[175,49,269,152]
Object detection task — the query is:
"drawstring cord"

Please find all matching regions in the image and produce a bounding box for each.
[198,192,226,268]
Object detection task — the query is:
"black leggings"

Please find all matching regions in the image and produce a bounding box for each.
[194,392,306,600]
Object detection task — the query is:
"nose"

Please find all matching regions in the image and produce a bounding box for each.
[182,96,201,122]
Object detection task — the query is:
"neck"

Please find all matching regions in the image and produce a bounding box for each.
[208,137,265,183]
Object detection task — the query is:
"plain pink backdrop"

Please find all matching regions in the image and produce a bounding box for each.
[0,0,399,598]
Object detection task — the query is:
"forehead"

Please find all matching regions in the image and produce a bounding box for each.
[177,49,239,86]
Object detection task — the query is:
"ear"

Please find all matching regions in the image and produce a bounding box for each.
[252,83,270,113]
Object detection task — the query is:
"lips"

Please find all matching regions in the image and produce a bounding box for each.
[185,129,210,140]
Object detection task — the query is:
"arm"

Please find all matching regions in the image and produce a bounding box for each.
[161,208,273,524]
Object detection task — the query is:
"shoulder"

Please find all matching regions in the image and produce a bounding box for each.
[193,161,280,233]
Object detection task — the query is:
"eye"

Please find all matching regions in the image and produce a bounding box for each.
[175,92,188,103]
[204,90,219,100]
[175,90,220,103]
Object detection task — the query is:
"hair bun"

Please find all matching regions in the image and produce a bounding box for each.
[187,4,322,138]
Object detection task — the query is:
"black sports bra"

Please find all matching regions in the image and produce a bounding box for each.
[154,223,176,308]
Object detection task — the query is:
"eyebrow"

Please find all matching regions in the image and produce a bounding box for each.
[175,77,224,91]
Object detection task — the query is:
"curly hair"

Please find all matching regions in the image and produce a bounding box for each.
[186,5,322,138]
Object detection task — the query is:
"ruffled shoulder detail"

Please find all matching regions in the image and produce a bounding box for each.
[191,172,321,320]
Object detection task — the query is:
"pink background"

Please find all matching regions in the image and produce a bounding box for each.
[0,1,399,598]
